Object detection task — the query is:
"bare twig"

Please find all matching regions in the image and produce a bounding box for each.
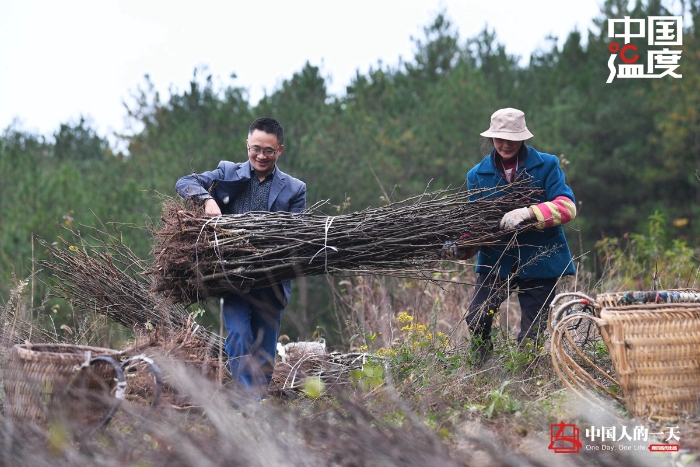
[152,182,542,304]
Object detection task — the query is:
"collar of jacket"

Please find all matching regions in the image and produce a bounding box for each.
[237,161,282,182]
[475,145,545,176]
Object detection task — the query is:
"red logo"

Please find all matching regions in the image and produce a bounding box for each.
[620,43,640,63]
[549,422,582,454]
[649,444,680,452]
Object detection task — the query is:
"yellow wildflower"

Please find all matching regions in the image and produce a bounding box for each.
[397,311,414,323]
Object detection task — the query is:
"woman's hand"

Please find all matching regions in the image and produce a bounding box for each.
[499,207,533,231]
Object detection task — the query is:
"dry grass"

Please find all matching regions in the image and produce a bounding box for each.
[1,348,694,467]
[2,231,700,466]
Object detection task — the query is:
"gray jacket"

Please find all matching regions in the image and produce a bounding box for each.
[175,160,306,302]
[176,160,307,214]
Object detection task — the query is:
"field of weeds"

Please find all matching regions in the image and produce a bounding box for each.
[2,217,700,466]
[2,269,700,467]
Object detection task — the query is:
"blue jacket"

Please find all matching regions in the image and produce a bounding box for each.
[176,160,307,301]
[467,146,576,279]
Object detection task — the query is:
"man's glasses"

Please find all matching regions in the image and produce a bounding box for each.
[247,145,280,157]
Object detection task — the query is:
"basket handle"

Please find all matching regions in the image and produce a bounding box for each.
[121,354,163,409]
[66,355,126,436]
[550,312,624,405]
[548,292,599,334]
[549,291,596,312]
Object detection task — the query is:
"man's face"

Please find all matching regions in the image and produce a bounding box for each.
[247,129,283,179]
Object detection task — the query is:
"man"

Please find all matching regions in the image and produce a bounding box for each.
[176,117,307,398]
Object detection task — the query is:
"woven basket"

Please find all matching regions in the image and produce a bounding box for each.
[3,343,125,430]
[551,303,700,420]
[549,289,700,332]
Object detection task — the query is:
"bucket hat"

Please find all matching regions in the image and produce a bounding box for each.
[480,108,534,141]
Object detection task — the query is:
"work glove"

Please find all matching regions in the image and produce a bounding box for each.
[499,207,533,231]
[441,240,462,260]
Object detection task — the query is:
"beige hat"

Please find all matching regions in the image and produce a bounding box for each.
[480,108,534,141]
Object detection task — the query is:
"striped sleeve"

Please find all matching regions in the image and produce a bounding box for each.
[529,196,577,229]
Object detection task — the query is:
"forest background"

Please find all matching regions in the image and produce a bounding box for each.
[1,0,699,344]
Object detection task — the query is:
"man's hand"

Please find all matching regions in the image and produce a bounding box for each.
[204,198,222,216]
[499,207,533,231]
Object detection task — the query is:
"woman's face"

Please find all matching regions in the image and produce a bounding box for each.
[493,138,522,160]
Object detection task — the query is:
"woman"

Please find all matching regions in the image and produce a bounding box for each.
[465,108,576,364]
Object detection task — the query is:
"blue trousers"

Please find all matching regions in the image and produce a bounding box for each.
[223,286,286,398]
[466,273,557,343]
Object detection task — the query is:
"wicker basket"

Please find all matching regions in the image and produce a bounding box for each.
[551,303,700,420]
[3,343,125,430]
[549,289,700,332]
